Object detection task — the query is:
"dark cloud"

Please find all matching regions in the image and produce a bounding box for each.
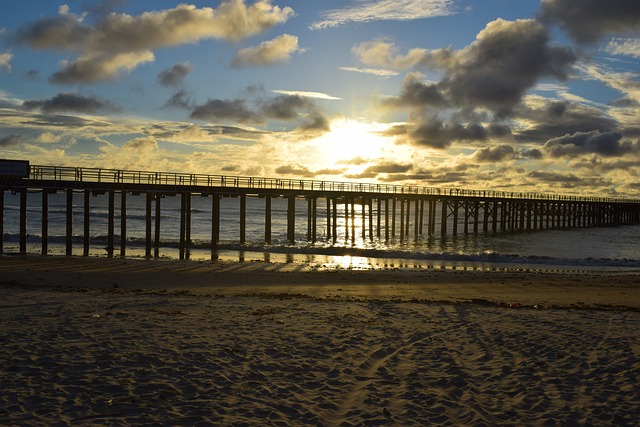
[0,134,26,147]
[543,130,638,158]
[190,99,259,123]
[514,99,619,143]
[189,93,330,135]
[387,119,510,149]
[472,145,516,162]
[275,164,345,178]
[527,170,582,185]
[157,63,192,87]
[165,90,195,109]
[362,163,413,174]
[418,19,576,117]
[538,0,640,43]
[83,0,128,20]
[381,73,448,109]
[23,92,120,114]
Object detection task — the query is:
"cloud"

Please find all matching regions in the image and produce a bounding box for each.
[0,134,26,147]
[164,90,195,109]
[352,39,427,70]
[539,0,640,43]
[15,1,294,83]
[190,98,259,123]
[428,19,576,116]
[273,90,342,100]
[513,96,619,143]
[543,130,638,157]
[189,92,330,136]
[471,145,516,162]
[380,19,576,118]
[605,38,640,58]
[232,34,302,68]
[311,0,456,30]
[384,118,510,149]
[275,163,346,178]
[157,62,192,87]
[23,93,120,114]
[0,53,12,72]
[338,67,399,77]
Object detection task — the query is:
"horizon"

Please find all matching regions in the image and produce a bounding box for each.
[1,1,640,198]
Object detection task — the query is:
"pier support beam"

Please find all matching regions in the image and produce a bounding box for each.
[107,190,115,258]
[154,194,161,258]
[65,189,72,256]
[83,191,90,256]
[41,191,49,255]
[146,192,153,258]
[240,195,246,244]
[121,191,127,257]
[0,188,3,253]
[265,195,272,245]
[211,194,220,257]
[18,190,27,255]
[287,195,296,244]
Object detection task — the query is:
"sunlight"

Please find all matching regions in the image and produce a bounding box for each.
[315,118,388,164]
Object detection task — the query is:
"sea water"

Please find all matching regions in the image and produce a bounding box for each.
[2,191,639,271]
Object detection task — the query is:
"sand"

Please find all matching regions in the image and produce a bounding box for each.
[1,255,639,426]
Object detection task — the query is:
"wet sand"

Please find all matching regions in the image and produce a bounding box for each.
[1,255,639,425]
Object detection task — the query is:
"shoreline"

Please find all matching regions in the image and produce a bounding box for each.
[2,254,639,309]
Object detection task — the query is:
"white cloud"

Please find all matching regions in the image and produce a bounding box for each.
[273,90,342,100]
[339,67,399,77]
[311,0,456,30]
[605,38,640,58]
[0,52,13,72]
[232,34,302,68]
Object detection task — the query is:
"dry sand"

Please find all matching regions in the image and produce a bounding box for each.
[1,255,639,426]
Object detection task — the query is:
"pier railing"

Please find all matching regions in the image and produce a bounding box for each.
[27,164,638,204]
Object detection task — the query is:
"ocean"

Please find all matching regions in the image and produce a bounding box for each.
[2,191,639,271]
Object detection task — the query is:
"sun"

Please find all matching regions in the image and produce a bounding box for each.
[314,118,389,164]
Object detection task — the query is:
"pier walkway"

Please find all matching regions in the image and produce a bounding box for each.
[2,163,640,259]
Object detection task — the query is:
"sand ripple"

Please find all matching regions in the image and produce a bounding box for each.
[1,287,639,426]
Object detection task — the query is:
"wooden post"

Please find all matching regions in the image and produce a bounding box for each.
[441,199,447,235]
[312,197,317,243]
[414,199,419,242]
[120,191,127,257]
[377,199,382,239]
[492,201,499,232]
[185,193,191,259]
[287,195,296,244]
[145,192,153,258]
[65,189,72,256]
[83,190,90,256]
[384,199,389,242]
[265,195,272,245]
[350,199,356,243]
[42,191,49,255]
[240,194,246,244]
[361,199,366,240]
[452,200,459,236]
[154,194,161,258]
[368,199,373,241]
[344,198,349,241]
[400,199,405,242]
[107,190,115,258]
[482,201,489,233]
[19,190,27,255]
[307,197,312,241]
[326,197,331,241]
[0,188,3,253]
[391,198,396,238]
[179,193,187,259]
[332,198,337,243]
[211,193,220,259]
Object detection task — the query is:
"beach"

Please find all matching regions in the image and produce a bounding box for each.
[1,255,639,426]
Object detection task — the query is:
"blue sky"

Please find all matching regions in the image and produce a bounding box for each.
[1,0,639,197]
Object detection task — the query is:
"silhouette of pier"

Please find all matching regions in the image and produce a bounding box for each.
[2,162,640,259]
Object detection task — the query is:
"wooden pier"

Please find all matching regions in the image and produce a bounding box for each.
[2,163,640,259]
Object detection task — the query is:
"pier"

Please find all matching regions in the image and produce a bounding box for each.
[2,162,640,259]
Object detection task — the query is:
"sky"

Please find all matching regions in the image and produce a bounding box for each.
[1,0,639,198]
